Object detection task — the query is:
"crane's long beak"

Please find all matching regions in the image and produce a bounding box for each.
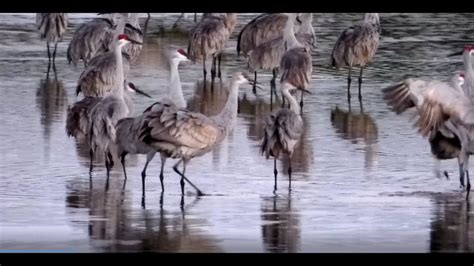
[247,78,264,90]
[448,50,463,57]
[298,88,311,94]
[127,82,152,98]
[296,15,302,24]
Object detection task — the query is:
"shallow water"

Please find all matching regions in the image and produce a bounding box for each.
[1,13,474,253]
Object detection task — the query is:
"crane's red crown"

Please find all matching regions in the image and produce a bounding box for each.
[460,73,465,78]
[464,45,474,51]
[177,49,188,56]
[118,34,129,40]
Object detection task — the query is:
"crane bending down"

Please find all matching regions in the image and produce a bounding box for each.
[88,34,143,178]
[36,13,68,66]
[331,13,380,100]
[66,82,150,139]
[67,14,116,67]
[75,13,136,97]
[247,13,315,99]
[261,84,307,191]
[115,49,191,197]
[382,45,474,200]
[138,72,253,197]
[188,13,237,83]
[280,13,313,111]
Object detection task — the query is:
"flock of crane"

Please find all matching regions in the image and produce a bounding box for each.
[34,13,474,203]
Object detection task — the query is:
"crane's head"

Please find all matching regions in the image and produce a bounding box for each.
[173,49,191,63]
[364,13,380,25]
[448,45,474,57]
[118,34,143,47]
[126,82,152,98]
[458,73,465,87]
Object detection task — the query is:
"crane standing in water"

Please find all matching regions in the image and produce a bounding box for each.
[88,34,143,178]
[139,72,252,198]
[36,13,68,67]
[331,13,380,101]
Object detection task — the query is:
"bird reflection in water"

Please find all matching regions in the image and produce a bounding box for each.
[330,105,378,170]
[65,177,221,252]
[35,68,68,162]
[429,192,474,252]
[261,193,300,252]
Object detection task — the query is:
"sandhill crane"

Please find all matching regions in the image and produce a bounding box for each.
[75,14,138,97]
[237,13,302,58]
[382,46,474,199]
[124,13,144,64]
[280,13,313,111]
[261,84,307,191]
[67,14,117,67]
[138,72,252,197]
[36,13,68,66]
[115,49,191,197]
[331,13,380,100]
[247,13,315,100]
[188,13,237,83]
[66,82,150,139]
[88,34,143,177]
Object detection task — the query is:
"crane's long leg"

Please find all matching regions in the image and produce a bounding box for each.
[274,157,278,192]
[203,58,207,81]
[159,153,167,192]
[52,42,58,64]
[288,157,292,191]
[272,69,279,99]
[358,67,364,100]
[120,152,128,180]
[217,53,222,79]
[141,151,156,198]
[299,89,304,112]
[210,55,217,81]
[347,66,352,100]
[253,71,258,95]
[105,151,114,179]
[46,42,51,62]
[172,159,204,196]
[172,13,184,29]
[459,157,465,188]
[466,170,471,201]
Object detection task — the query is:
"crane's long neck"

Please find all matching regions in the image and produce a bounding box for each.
[282,83,301,115]
[213,80,240,131]
[283,14,301,50]
[297,14,314,36]
[114,43,125,99]
[169,59,186,108]
[463,51,474,96]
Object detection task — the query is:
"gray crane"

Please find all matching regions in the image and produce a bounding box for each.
[124,13,144,64]
[36,13,68,66]
[188,13,237,83]
[261,83,307,191]
[67,13,117,67]
[382,45,474,200]
[66,82,150,139]
[279,13,313,111]
[247,13,314,99]
[331,13,380,100]
[115,49,191,197]
[138,72,253,197]
[88,34,143,177]
[76,13,135,97]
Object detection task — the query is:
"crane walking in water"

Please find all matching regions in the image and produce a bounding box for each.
[261,84,307,191]
[36,13,68,67]
[88,34,143,178]
[139,72,253,198]
[115,49,191,197]
[382,45,474,200]
[331,13,380,101]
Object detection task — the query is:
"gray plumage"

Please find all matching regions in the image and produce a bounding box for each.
[36,13,68,62]
[66,96,101,139]
[67,16,116,67]
[237,13,291,58]
[188,13,237,80]
[123,14,144,64]
[261,83,304,191]
[331,13,380,99]
[382,47,473,198]
[138,72,249,196]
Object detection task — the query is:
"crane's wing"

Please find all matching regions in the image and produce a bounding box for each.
[280,47,312,88]
[414,82,474,137]
[261,109,303,158]
[382,78,437,114]
[140,102,221,151]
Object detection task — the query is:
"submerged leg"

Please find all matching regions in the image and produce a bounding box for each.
[347,66,352,100]
[217,53,222,79]
[211,55,217,81]
[458,156,466,188]
[203,58,207,81]
[89,147,94,173]
[253,71,258,94]
[46,42,51,62]
[141,152,156,198]
[288,157,292,191]
[273,157,278,192]
[358,67,364,100]
[53,42,58,63]
[466,170,471,201]
[105,152,111,179]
